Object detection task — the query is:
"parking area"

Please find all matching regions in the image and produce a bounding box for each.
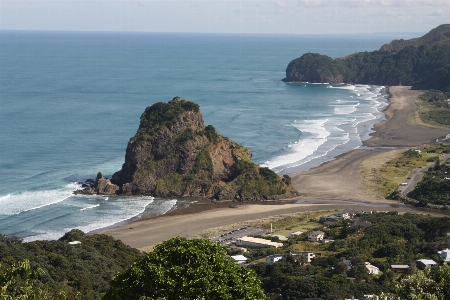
[211,226,269,245]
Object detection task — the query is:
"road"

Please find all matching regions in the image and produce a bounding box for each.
[399,153,450,197]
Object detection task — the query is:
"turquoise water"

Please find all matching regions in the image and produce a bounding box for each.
[0,31,410,240]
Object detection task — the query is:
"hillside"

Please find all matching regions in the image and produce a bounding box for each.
[78,97,298,201]
[283,24,450,91]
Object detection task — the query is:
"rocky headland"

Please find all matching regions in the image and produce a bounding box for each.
[75,97,298,201]
[282,24,450,91]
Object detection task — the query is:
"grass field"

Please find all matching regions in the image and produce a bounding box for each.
[360,146,442,198]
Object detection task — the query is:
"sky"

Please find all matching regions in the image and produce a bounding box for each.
[0,0,449,34]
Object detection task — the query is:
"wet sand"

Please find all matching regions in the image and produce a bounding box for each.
[99,86,450,250]
[364,86,449,147]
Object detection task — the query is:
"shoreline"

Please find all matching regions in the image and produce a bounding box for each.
[99,86,450,250]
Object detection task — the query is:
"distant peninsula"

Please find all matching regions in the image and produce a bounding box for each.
[283,24,450,91]
[76,97,298,201]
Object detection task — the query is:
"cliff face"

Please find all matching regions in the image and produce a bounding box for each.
[283,24,450,91]
[109,97,298,201]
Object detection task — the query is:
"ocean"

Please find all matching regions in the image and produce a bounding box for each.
[0,31,418,241]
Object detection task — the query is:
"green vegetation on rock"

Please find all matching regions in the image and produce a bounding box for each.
[112,97,298,200]
[283,24,450,91]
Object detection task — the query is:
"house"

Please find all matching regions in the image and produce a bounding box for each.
[343,209,358,218]
[308,231,324,242]
[365,262,380,275]
[236,236,283,248]
[336,212,350,220]
[391,265,410,273]
[415,149,422,155]
[438,249,450,265]
[266,254,284,264]
[416,259,437,270]
[320,215,342,223]
[343,259,352,270]
[289,231,304,238]
[230,255,248,264]
[351,220,372,228]
[290,251,315,263]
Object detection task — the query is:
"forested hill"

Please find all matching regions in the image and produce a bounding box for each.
[283,24,450,91]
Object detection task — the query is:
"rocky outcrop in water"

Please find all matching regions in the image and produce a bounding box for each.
[74,172,119,196]
[105,97,298,201]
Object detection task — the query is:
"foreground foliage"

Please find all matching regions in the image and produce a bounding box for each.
[0,230,141,299]
[104,237,268,300]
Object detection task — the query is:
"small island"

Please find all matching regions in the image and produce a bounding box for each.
[76,97,298,201]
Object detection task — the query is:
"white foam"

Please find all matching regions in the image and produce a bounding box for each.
[263,85,387,174]
[0,194,11,201]
[22,196,158,242]
[329,84,357,91]
[0,188,75,215]
[332,103,359,115]
[262,119,329,169]
[79,204,100,211]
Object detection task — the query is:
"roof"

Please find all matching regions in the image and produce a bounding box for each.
[289,231,304,235]
[438,249,450,255]
[416,259,437,265]
[231,255,247,261]
[237,236,283,247]
[68,241,81,245]
[391,265,410,269]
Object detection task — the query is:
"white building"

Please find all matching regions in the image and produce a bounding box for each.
[266,254,284,264]
[365,262,380,275]
[336,212,350,220]
[416,259,437,269]
[308,231,324,242]
[230,255,248,264]
[290,251,315,263]
[236,236,283,248]
[438,249,450,264]
[289,231,304,238]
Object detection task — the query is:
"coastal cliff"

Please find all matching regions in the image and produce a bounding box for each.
[79,97,298,201]
[283,24,450,91]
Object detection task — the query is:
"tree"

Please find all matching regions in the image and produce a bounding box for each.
[374,266,450,300]
[104,237,268,300]
[395,266,450,300]
[0,259,48,300]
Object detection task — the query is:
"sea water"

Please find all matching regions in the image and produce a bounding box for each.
[0,31,417,241]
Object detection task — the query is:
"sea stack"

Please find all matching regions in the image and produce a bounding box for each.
[104,97,297,201]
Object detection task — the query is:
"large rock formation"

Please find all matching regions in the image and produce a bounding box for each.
[283,24,450,91]
[102,97,298,201]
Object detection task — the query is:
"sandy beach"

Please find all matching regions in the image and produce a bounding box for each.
[99,86,450,250]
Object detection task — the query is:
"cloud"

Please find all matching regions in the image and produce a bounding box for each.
[430,8,446,15]
[298,0,322,7]
[276,1,287,7]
